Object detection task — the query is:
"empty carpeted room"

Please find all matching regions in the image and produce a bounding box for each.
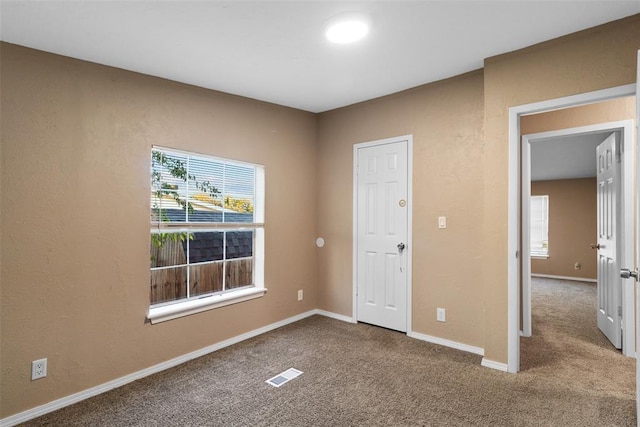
[1,2,640,426]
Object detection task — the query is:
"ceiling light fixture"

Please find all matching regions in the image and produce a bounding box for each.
[325,13,370,44]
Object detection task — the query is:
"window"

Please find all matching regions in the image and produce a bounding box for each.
[147,147,265,323]
[530,195,549,257]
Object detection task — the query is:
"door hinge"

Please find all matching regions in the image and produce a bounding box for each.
[515,250,519,259]
[618,306,622,317]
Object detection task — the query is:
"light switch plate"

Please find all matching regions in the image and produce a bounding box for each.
[438,216,447,229]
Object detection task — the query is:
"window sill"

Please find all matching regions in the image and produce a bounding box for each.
[531,255,549,260]
[147,287,267,324]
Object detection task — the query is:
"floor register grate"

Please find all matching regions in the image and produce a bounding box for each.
[265,368,303,387]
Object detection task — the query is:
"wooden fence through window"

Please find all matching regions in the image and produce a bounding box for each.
[150,240,253,305]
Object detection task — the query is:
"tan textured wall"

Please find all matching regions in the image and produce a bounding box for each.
[2,12,639,419]
[521,96,636,135]
[317,70,485,349]
[530,179,597,279]
[0,43,318,417]
[483,14,640,362]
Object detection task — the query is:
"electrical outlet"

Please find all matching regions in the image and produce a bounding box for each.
[297,290,303,301]
[437,308,446,322]
[32,358,47,380]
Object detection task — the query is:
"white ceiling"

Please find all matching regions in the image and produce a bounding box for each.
[530,132,613,181]
[1,1,639,113]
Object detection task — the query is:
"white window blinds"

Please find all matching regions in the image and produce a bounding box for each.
[530,195,549,256]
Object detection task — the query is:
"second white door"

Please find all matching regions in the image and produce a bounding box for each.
[356,139,409,332]
[596,132,622,349]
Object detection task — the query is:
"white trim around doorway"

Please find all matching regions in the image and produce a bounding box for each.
[508,83,636,373]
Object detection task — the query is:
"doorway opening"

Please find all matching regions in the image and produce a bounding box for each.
[507,83,637,373]
[521,117,635,357]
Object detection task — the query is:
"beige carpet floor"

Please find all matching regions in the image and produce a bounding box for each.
[520,278,635,406]
[20,277,636,426]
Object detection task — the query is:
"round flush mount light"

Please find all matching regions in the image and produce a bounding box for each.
[325,13,370,44]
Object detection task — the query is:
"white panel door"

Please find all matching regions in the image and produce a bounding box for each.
[596,132,622,348]
[356,140,408,332]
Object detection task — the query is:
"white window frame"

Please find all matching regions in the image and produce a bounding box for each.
[147,147,266,324]
[530,195,549,258]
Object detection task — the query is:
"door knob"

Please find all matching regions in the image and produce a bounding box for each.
[397,242,405,253]
[620,268,639,280]
[590,243,601,250]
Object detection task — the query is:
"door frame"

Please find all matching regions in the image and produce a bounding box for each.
[635,49,640,422]
[521,120,635,357]
[507,83,636,373]
[352,135,414,333]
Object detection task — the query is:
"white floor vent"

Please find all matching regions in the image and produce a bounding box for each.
[266,368,303,387]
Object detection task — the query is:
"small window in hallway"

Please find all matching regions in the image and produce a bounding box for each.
[530,195,549,257]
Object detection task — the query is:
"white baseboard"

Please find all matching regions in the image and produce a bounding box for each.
[314,309,356,323]
[1,309,499,426]
[407,331,484,356]
[322,313,486,360]
[481,358,509,372]
[319,312,487,360]
[531,273,596,283]
[0,310,318,427]
[318,314,512,374]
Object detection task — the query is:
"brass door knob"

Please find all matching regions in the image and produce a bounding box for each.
[590,243,601,250]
